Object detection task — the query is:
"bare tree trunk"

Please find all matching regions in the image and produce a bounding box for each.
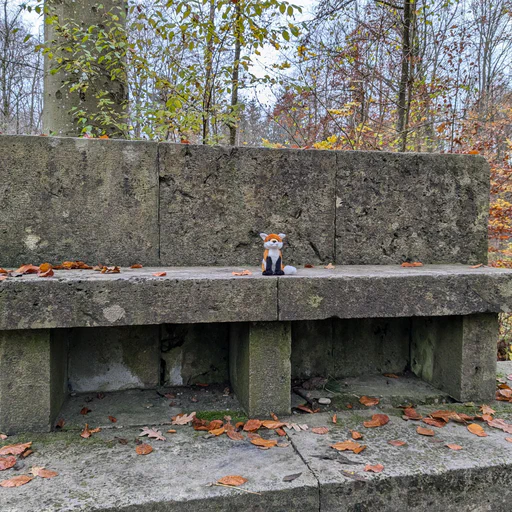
[202,0,216,144]
[228,1,242,146]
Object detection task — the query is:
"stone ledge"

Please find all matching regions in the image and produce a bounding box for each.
[0,265,512,329]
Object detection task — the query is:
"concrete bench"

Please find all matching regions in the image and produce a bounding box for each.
[0,135,508,434]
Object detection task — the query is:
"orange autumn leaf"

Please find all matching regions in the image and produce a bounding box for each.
[261,420,286,430]
[351,430,363,440]
[364,464,384,473]
[152,272,167,277]
[422,418,446,428]
[401,261,423,267]
[207,420,224,430]
[0,456,16,471]
[130,264,143,269]
[0,475,33,488]
[383,373,399,379]
[295,404,317,414]
[30,467,58,479]
[416,426,435,436]
[324,263,335,269]
[108,416,117,423]
[39,263,52,273]
[209,427,226,436]
[80,407,91,415]
[217,475,247,486]
[506,437,512,443]
[15,264,39,274]
[468,150,479,154]
[232,270,252,276]
[226,429,244,441]
[136,443,153,455]
[311,427,329,435]
[243,419,262,432]
[446,443,463,450]
[38,268,54,277]
[331,440,366,454]
[388,440,406,447]
[404,407,422,420]
[167,429,177,434]
[332,414,337,424]
[0,442,32,456]
[250,437,277,448]
[480,405,495,415]
[359,396,380,407]
[467,423,488,437]
[363,414,389,428]
[0,268,8,274]
[99,134,109,139]
[470,263,484,269]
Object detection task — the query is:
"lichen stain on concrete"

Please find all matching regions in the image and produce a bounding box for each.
[308,295,324,308]
[336,196,342,208]
[24,232,41,251]
[103,305,126,323]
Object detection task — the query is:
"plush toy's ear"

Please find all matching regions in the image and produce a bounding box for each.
[278,233,286,239]
[259,233,268,241]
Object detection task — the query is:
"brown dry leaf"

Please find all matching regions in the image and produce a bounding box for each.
[480,405,496,415]
[404,407,422,420]
[0,456,16,471]
[0,268,8,274]
[207,420,224,430]
[331,441,366,454]
[332,414,337,424]
[275,428,286,437]
[247,432,261,440]
[422,418,446,428]
[0,434,7,440]
[506,437,512,443]
[430,410,461,423]
[364,464,384,473]
[226,429,244,441]
[499,389,512,399]
[262,420,286,430]
[467,423,488,437]
[295,404,317,414]
[470,264,484,269]
[0,442,32,456]
[304,264,314,268]
[130,264,143,268]
[15,264,39,274]
[217,475,247,487]
[311,427,329,435]
[167,429,177,434]
[172,412,196,425]
[0,276,7,281]
[39,263,52,273]
[271,412,279,421]
[136,443,153,455]
[487,418,512,434]
[152,272,167,277]
[383,373,399,379]
[55,419,65,429]
[351,430,363,440]
[139,427,166,441]
[446,443,463,450]
[209,427,226,436]
[359,396,380,407]
[250,438,278,448]
[80,424,91,439]
[89,427,101,434]
[416,426,435,436]
[388,440,406,447]
[363,414,390,428]
[80,407,91,415]
[277,442,289,448]
[324,263,335,269]
[101,266,120,274]
[243,419,262,432]
[20,449,33,459]
[401,262,423,267]
[232,270,252,276]
[0,475,33,488]
[108,416,117,423]
[30,467,58,479]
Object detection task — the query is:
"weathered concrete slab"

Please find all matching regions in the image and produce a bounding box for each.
[335,151,489,265]
[0,267,277,330]
[159,144,336,266]
[278,265,512,321]
[0,136,159,267]
[68,326,161,393]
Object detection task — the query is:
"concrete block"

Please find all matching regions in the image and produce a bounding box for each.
[0,136,159,267]
[0,329,67,433]
[335,151,489,264]
[161,323,229,385]
[159,144,336,266]
[68,326,160,392]
[411,313,498,401]
[230,322,291,417]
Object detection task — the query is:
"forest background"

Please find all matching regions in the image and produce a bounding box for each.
[2,0,512,356]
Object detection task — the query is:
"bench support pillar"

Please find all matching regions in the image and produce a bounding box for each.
[230,322,291,417]
[411,314,497,402]
[0,330,68,434]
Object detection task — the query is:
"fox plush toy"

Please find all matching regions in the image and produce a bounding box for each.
[260,233,297,275]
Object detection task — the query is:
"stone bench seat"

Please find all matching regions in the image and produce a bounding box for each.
[1,264,512,433]
[1,265,511,330]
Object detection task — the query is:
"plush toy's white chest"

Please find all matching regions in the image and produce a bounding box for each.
[267,247,281,263]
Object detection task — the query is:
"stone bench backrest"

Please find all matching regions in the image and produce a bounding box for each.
[0,136,489,267]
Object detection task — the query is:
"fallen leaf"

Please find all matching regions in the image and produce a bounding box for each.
[0,276,7,281]
[351,430,363,440]
[139,427,166,441]
[480,405,495,415]
[276,428,286,437]
[271,412,279,421]
[80,424,91,439]
[99,134,109,139]
[116,438,128,445]
[89,427,101,434]
[243,419,262,432]
[467,423,488,437]
[20,449,33,459]
[172,412,196,425]
[0,434,7,440]
[499,389,512,398]
[130,264,143,269]
[232,270,252,276]
[446,443,463,450]
[136,443,153,455]
[166,429,177,434]
[401,262,423,267]
[283,473,302,482]
[324,263,335,269]
[388,440,406,447]
[39,263,52,273]
[468,150,479,154]
[0,456,16,471]
[15,264,39,274]
[430,410,461,423]
[80,407,91,415]
[295,404,317,414]
[0,442,32,455]
[39,268,55,277]
[277,442,289,448]
[217,475,247,486]
[383,373,399,379]
[30,467,58,478]
[207,420,224,430]
[416,426,435,436]
[331,440,366,454]
[422,418,446,428]
[0,268,7,274]
[55,419,65,429]
[152,272,167,277]
[363,414,389,428]
[364,464,384,473]
[101,266,120,274]
[359,396,379,407]
[404,407,422,420]
[108,416,117,423]
[209,427,226,436]
[332,414,337,424]
[247,432,261,440]
[304,264,314,268]
[311,427,329,435]
[226,429,244,441]
[0,475,33,487]
[470,264,484,269]
[506,437,512,443]
[250,438,278,448]
[262,421,286,430]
